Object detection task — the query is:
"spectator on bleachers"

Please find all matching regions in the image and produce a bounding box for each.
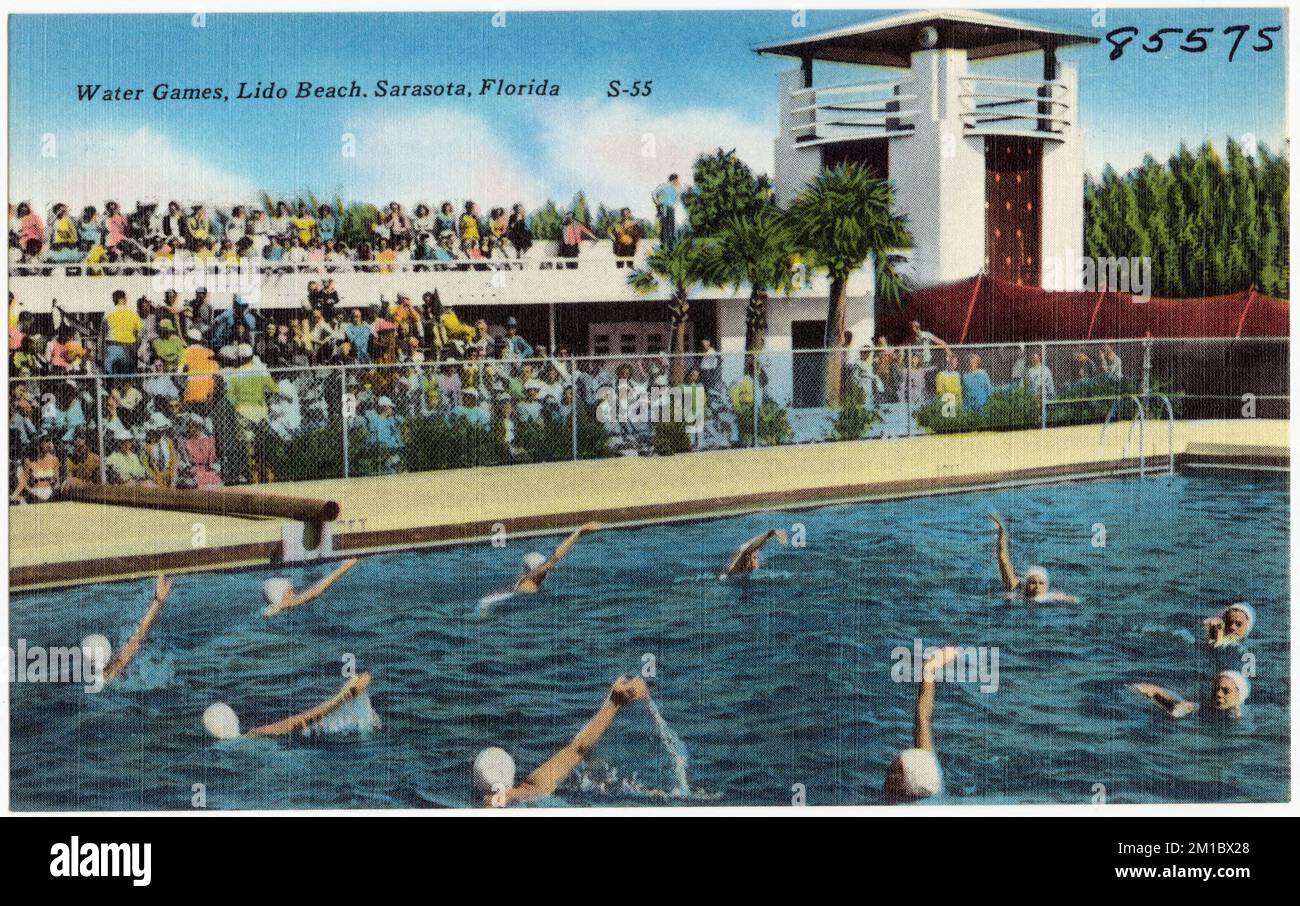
[558,212,595,259]
[11,433,61,502]
[16,202,45,260]
[459,202,483,258]
[65,429,102,483]
[508,203,533,258]
[143,414,179,487]
[612,207,642,259]
[105,430,150,484]
[180,413,221,488]
[160,201,185,243]
[270,201,292,239]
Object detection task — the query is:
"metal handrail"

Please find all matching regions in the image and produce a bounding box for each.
[1151,392,1176,475]
[1124,395,1148,478]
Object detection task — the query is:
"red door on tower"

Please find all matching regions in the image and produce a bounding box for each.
[985,137,1043,287]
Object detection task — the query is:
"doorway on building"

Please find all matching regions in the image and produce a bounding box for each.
[791,319,827,409]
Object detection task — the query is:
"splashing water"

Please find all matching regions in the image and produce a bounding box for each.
[477,590,516,614]
[571,759,721,802]
[645,697,691,797]
[302,692,382,738]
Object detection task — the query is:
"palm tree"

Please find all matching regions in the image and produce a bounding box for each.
[786,164,910,407]
[701,206,797,376]
[628,235,711,384]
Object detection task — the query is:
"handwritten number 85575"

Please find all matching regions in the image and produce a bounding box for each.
[1106,25,1281,62]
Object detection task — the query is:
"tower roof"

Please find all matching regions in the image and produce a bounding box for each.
[755,9,1098,67]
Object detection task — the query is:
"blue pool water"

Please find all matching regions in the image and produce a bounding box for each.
[9,472,1289,808]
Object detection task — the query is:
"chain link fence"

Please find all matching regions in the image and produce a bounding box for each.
[9,337,1287,502]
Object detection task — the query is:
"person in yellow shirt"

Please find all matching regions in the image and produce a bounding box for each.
[49,204,80,262]
[290,203,317,245]
[459,201,482,256]
[375,238,397,273]
[934,351,963,412]
[180,329,218,405]
[441,308,477,347]
[103,289,142,374]
[185,205,212,243]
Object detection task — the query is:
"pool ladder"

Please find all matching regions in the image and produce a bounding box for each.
[1098,394,1175,478]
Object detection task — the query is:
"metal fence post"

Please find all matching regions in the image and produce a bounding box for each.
[1039,340,1049,430]
[904,345,912,437]
[570,356,579,461]
[94,375,108,484]
[340,366,350,479]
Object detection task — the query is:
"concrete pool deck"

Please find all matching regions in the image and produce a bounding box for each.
[9,418,1288,591]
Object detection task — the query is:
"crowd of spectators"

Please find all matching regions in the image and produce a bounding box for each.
[7,277,760,501]
[845,320,1126,414]
[7,282,1139,503]
[9,198,651,273]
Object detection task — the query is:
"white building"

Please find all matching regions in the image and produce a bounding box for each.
[761,8,1095,290]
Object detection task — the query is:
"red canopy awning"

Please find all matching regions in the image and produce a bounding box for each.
[882,276,1289,344]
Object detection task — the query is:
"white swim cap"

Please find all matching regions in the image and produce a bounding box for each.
[1024,565,1049,586]
[1218,670,1251,703]
[80,634,113,672]
[1224,602,1256,632]
[889,748,943,801]
[473,747,516,795]
[262,577,293,611]
[203,702,242,740]
[522,552,546,573]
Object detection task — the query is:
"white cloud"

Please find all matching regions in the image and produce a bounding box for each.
[339,108,550,211]
[533,99,775,217]
[9,127,258,209]
[8,102,778,220]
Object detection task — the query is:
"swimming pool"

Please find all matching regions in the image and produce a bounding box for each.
[9,472,1289,808]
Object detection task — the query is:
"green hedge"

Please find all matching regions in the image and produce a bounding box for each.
[916,380,1181,434]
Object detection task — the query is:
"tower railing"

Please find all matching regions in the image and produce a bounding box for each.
[788,78,917,145]
[957,76,1072,140]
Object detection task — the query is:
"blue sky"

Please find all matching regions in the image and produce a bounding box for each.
[8,8,1288,216]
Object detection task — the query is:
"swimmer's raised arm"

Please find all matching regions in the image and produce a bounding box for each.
[248,673,372,737]
[491,676,649,807]
[519,521,600,588]
[990,512,1018,592]
[721,528,788,578]
[264,558,359,617]
[1131,682,1198,718]
[915,646,961,751]
[103,575,172,682]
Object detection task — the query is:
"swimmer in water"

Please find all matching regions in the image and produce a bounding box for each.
[204,672,375,739]
[719,528,788,579]
[262,558,360,617]
[883,645,962,804]
[990,512,1077,603]
[513,521,600,593]
[1203,602,1255,648]
[1131,670,1250,719]
[474,676,651,807]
